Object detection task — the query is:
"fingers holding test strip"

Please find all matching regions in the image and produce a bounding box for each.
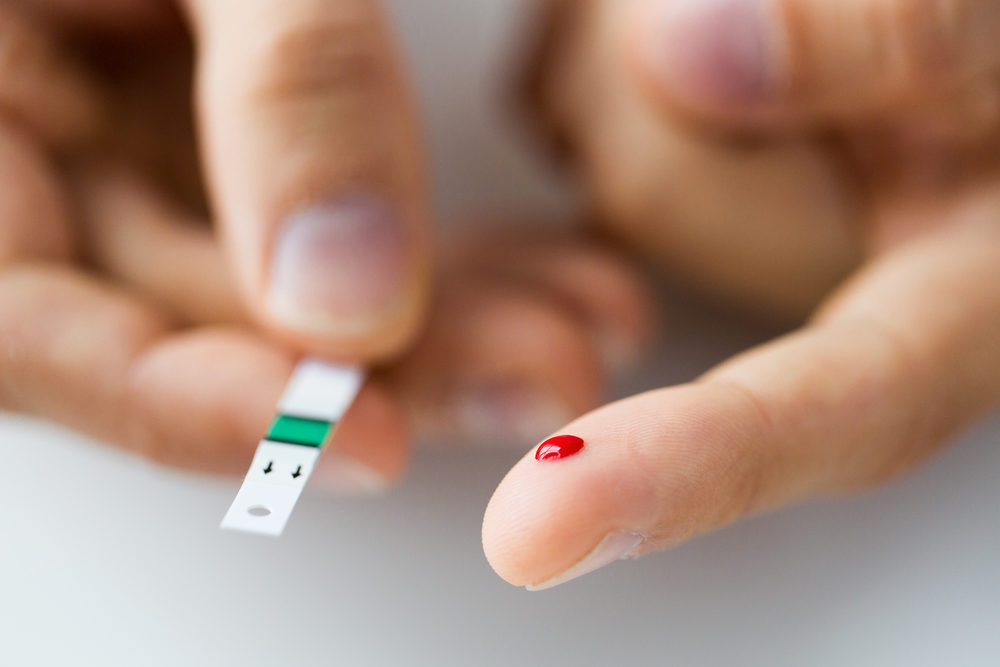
[0,266,410,487]
[4,155,651,511]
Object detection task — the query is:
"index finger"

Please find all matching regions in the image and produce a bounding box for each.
[484,187,1000,589]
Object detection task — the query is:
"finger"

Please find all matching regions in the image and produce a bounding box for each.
[0,4,102,147]
[629,0,1000,124]
[444,231,656,374]
[483,191,1000,589]
[385,278,605,446]
[182,0,430,361]
[0,121,73,266]
[535,0,861,316]
[0,264,409,488]
[72,163,246,326]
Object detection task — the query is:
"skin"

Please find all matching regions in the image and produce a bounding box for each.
[481,0,1000,589]
[4,0,999,592]
[0,1,652,485]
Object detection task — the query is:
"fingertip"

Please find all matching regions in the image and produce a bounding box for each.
[263,282,429,364]
[263,271,430,364]
[482,385,762,589]
[482,433,656,588]
[262,195,432,362]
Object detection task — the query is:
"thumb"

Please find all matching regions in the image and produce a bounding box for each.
[183,0,430,360]
[483,196,1000,590]
[629,0,1000,124]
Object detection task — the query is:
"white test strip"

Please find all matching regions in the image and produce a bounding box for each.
[220,358,365,537]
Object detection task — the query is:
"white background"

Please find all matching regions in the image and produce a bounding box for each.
[2,2,999,665]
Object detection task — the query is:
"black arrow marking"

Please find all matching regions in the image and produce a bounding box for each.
[291,465,303,479]
[263,461,274,474]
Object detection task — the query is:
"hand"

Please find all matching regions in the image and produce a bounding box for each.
[10,0,431,360]
[482,0,1000,589]
[0,3,653,487]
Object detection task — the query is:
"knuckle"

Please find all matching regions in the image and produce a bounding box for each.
[779,0,972,102]
[240,11,390,108]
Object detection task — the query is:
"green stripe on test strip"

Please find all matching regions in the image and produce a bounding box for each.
[266,415,333,447]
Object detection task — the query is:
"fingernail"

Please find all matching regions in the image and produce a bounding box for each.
[458,382,573,445]
[267,195,413,336]
[312,452,389,496]
[642,0,780,109]
[526,531,645,591]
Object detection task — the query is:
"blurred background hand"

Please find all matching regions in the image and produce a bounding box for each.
[483,0,1000,589]
[8,0,434,359]
[5,0,996,596]
[0,1,653,489]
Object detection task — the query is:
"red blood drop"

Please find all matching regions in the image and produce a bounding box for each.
[535,435,585,462]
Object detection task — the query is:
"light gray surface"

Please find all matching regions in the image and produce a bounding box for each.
[3,344,1000,667]
[2,2,1000,665]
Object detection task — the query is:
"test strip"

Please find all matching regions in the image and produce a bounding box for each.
[220,358,365,537]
